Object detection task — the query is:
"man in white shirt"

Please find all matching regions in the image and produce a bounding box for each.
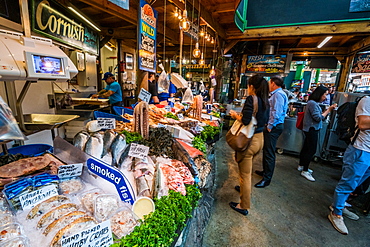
[328,96,370,235]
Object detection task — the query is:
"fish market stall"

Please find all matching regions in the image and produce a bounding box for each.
[0,96,221,246]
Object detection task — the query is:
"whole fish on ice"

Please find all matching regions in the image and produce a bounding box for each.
[101,129,117,158]
[84,132,104,159]
[111,133,126,166]
[73,131,90,150]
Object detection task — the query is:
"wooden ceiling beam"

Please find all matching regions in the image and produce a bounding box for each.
[228,21,370,40]
[210,2,236,14]
[223,40,239,54]
[338,35,354,47]
[349,35,370,54]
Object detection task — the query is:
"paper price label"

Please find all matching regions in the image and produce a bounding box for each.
[58,163,83,179]
[128,143,149,159]
[61,220,113,247]
[97,118,116,129]
[165,105,171,112]
[157,123,166,128]
[138,88,151,102]
[177,113,184,120]
[20,185,58,210]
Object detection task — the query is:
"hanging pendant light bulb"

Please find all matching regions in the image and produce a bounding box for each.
[199,53,205,65]
[178,9,182,19]
[207,35,211,42]
[193,42,201,58]
[211,37,214,44]
[174,7,179,17]
[200,28,205,37]
[179,10,190,32]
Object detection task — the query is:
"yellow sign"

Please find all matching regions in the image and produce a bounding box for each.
[184,64,211,69]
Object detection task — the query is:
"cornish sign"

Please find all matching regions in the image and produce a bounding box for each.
[351,54,370,73]
[138,0,157,72]
[246,55,287,73]
[31,0,99,54]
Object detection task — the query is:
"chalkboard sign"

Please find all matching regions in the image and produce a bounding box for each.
[246,55,287,73]
[235,0,370,31]
[0,0,21,24]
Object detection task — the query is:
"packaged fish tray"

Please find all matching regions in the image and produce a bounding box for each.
[0,236,31,247]
[78,188,103,214]
[0,223,24,242]
[94,194,120,222]
[0,211,14,227]
[58,177,85,195]
[109,206,139,239]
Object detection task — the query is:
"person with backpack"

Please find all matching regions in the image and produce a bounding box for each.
[297,85,337,181]
[328,96,370,235]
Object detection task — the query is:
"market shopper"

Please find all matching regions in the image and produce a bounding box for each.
[328,96,370,235]
[92,72,122,112]
[298,85,337,181]
[148,72,159,104]
[255,76,288,188]
[229,75,269,215]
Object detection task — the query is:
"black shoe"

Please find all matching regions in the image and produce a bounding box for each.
[235,186,240,192]
[229,202,249,216]
[255,170,264,176]
[254,179,270,188]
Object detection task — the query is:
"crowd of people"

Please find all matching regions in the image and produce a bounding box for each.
[228,75,370,236]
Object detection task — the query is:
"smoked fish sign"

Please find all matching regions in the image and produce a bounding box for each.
[31,0,99,55]
[138,0,157,72]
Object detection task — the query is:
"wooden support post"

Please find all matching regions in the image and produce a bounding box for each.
[337,54,355,92]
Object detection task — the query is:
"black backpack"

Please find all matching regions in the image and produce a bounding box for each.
[335,96,366,145]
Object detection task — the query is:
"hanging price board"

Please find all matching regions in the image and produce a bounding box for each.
[138,88,151,102]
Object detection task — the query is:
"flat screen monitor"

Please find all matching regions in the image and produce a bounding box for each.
[24,51,70,79]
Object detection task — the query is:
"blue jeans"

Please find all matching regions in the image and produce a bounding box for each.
[332,145,370,215]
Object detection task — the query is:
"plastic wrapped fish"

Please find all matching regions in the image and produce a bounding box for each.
[0,223,23,242]
[27,195,70,219]
[0,236,30,247]
[43,211,87,236]
[51,216,97,247]
[37,203,78,229]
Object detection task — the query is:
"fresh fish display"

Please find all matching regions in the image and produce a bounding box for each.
[27,195,70,219]
[73,131,90,150]
[101,129,117,158]
[194,156,212,188]
[111,134,126,166]
[0,223,23,242]
[37,203,78,229]
[84,132,104,159]
[51,216,97,247]
[0,154,64,178]
[43,211,87,236]
[171,139,198,176]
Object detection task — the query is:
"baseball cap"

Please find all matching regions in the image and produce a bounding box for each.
[102,72,114,80]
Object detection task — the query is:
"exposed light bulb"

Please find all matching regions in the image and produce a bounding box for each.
[207,35,211,42]
[174,7,179,17]
[200,29,205,36]
[165,58,169,63]
[179,10,190,32]
[182,58,187,64]
[211,37,214,44]
[199,53,205,65]
[193,42,201,58]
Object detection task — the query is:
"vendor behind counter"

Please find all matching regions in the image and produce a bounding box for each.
[92,72,123,112]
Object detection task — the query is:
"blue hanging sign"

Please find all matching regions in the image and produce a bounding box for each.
[138,0,157,72]
[87,158,135,205]
[108,0,129,10]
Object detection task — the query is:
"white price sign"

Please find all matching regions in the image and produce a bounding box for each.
[58,163,83,179]
[177,113,184,120]
[128,143,149,159]
[138,88,151,102]
[97,118,116,129]
[165,105,171,112]
[61,220,113,247]
[20,185,58,210]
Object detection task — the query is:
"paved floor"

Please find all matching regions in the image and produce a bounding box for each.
[202,134,370,247]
